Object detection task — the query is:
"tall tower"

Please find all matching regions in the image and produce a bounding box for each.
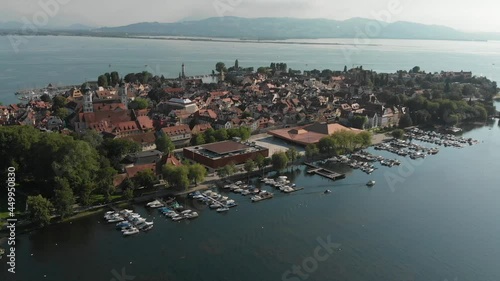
[181,63,186,79]
[83,86,93,113]
[119,83,128,109]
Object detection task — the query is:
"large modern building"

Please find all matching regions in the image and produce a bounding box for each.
[268,122,361,146]
[183,140,269,170]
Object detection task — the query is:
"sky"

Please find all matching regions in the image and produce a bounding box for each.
[1,0,500,32]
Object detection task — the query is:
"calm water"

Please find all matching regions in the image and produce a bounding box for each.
[1,36,500,104]
[1,112,500,281]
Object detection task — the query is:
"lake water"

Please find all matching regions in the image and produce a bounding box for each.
[1,111,500,281]
[1,36,500,104]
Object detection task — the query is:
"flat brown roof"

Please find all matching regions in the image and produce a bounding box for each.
[202,141,250,155]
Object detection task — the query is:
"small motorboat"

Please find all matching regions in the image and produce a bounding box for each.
[185,212,199,219]
[123,227,140,236]
[216,207,229,213]
[324,190,332,194]
[366,180,376,187]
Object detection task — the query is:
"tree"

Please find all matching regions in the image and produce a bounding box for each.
[344,65,348,72]
[193,134,206,145]
[27,195,53,227]
[244,159,256,176]
[163,164,190,190]
[97,75,108,87]
[286,148,299,167]
[399,113,413,128]
[110,71,120,86]
[255,154,265,174]
[391,129,405,139]
[55,108,69,120]
[53,178,75,219]
[188,163,207,186]
[130,98,149,109]
[40,93,51,102]
[216,62,226,73]
[305,144,319,160]
[235,59,239,69]
[214,128,229,141]
[257,67,268,75]
[271,152,289,172]
[412,66,421,73]
[155,135,175,154]
[52,95,67,111]
[133,169,157,189]
[123,187,134,200]
[351,116,368,129]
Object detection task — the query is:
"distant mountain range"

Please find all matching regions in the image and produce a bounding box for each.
[94,17,500,41]
[2,17,500,41]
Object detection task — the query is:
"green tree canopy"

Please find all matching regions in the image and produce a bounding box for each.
[97,75,108,87]
[391,129,405,139]
[188,163,207,185]
[27,195,53,227]
[134,169,157,189]
[155,135,175,154]
[271,152,289,172]
[53,177,75,219]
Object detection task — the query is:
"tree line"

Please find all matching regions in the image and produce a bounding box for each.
[191,127,251,146]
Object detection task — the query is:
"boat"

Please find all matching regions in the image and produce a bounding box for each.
[241,190,251,196]
[108,216,124,223]
[324,190,332,194]
[251,195,263,202]
[210,203,222,209]
[185,212,199,219]
[146,200,161,207]
[172,215,185,221]
[141,224,154,231]
[181,210,192,214]
[123,227,140,236]
[216,207,229,213]
[366,180,376,187]
[116,221,131,228]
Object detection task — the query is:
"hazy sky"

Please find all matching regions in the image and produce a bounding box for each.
[2,0,500,32]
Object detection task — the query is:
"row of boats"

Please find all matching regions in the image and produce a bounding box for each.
[188,190,237,212]
[260,176,303,193]
[406,128,478,147]
[104,209,154,236]
[158,207,199,221]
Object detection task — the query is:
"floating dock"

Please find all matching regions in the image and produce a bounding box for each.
[304,163,346,181]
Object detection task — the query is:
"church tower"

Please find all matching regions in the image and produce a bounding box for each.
[83,85,93,113]
[119,83,128,109]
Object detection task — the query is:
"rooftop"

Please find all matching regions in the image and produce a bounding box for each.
[203,141,250,155]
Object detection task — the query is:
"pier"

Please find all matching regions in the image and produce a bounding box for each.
[304,162,346,181]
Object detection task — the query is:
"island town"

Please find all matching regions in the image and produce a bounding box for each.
[0,61,496,235]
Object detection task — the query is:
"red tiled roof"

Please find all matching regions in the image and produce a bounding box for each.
[161,124,191,136]
[136,116,153,130]
[125,163,156,178]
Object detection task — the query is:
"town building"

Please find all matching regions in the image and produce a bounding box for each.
[268,122,362,146]
[183,140,269,170]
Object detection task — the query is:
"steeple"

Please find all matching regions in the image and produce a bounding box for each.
[182,63,186,79]
[83,85,93,113]
[119,82,128,109]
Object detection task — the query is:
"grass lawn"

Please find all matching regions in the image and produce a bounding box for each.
[89,194,123,205]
